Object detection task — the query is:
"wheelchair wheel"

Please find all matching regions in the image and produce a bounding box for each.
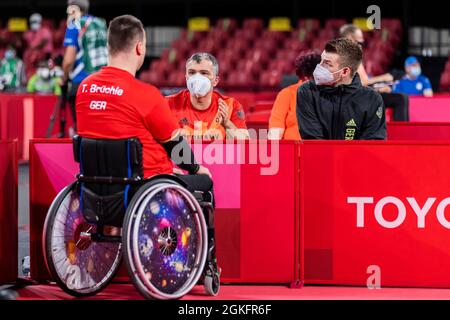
[43,182,122,297]
[123,179,208,300]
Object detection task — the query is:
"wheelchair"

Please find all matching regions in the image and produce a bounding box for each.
[42,136,220,299]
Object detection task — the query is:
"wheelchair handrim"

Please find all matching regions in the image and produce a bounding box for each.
[45,185,122,295]
[125,183,208,300]
[43,184,74,277]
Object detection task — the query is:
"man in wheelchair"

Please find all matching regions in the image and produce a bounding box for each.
[43,15,220,299]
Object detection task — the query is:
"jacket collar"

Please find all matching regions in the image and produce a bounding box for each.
[316,73,362,94]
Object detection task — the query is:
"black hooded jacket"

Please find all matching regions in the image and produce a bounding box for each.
[296,73,386,140]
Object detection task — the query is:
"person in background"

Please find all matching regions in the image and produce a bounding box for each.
[393,56,433,97]
[296,38,386,140]
[340,24,410,121]
[0,45,26,92]
[268,50,321,140]
[49,55,65,81]
[27,60,62,95]
[62,0,108,132]
[23,13,54,59]
[166,52,249,141]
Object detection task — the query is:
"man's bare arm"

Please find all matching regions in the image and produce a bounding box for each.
[224,120,250,140]
[62,46,77,83]
[358,63,393,87]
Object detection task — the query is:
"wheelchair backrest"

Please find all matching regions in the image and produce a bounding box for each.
[72,135,144,227]
[73,135,144,180]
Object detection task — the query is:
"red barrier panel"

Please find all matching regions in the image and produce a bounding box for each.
[387,122,450,141]
[29,140,300,285]
[0,140,18,284]
[0,94,74,161]
[301,141,450,288]
[410,95,450,122]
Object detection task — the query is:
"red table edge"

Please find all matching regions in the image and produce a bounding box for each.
[29,138,301,145]
[388,122,450,126]
[30,138,450,146]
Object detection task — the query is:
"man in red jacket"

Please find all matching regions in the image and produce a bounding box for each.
[167,52,249,141]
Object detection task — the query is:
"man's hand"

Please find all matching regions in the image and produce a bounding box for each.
[196,165,212,179]
[380,73,394,82]
[173,167,185,175]
[367,73,394,86]
[376,85,392,93]
[218,99,231,127]
[384,73,394,82]
[57,77,67,87]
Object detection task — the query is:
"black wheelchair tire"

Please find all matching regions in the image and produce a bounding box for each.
[43,182,122,297]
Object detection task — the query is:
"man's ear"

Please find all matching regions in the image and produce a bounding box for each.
[344,67,353,77]
[212,75,219,87]
[136,41,144,56]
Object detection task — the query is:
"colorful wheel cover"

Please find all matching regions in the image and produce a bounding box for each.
[134,186,203,295]
[49,189,122,293]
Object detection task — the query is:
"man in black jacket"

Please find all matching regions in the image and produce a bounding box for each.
[296,38,386,140]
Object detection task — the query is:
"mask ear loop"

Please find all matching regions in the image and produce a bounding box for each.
[331,67,350,85]
[330,67,346,75]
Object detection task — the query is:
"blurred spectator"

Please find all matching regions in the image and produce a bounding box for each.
[393,56,433,97]
[340,24,393,86]
[23,13,54,58]
[341,24,409,121]
[269,50,321,140]
[62,0,108,131]
[296,39,386,140]
[49,55,64,80]
[0,45,26,92]
[166,52,249,141]
[27,60,62,95]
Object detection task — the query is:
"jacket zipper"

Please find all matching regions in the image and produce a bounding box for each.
[333,87,344,139]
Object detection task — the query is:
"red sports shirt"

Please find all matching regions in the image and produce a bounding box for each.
[166,90,247,141]
[76,66,179,178]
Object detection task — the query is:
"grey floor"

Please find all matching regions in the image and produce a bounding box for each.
[18,164,29,275]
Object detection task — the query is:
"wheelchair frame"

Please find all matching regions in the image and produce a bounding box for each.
[42,136,219,299]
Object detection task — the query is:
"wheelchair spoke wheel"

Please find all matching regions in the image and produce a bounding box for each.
[123,181,208,300]
[43,183,122,297]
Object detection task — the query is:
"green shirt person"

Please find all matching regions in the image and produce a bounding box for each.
[27,66,62,95]
[0,47,26,91]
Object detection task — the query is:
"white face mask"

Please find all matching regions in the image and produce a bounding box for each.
[37,68,50,80]
[30,22,41,31]
[187,73,212,98]
[313,64,344,86]
[410,66,422,78]
[4,50,15,60]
